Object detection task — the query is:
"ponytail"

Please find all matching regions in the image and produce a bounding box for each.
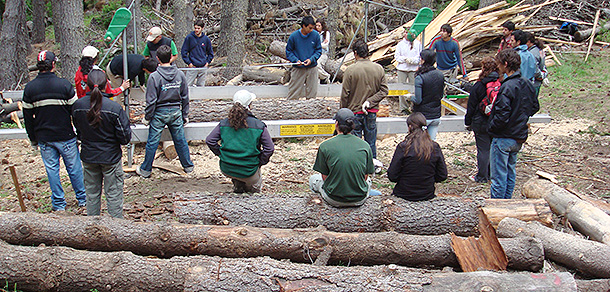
[404,112,434,161]
[228,103,249,129]
[85,69,107,128]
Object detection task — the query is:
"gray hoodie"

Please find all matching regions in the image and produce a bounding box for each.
[145,65,189,121]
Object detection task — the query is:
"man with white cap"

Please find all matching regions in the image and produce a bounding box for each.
[206,90,275,193]
[310,108,381,207]
[143,26,178,64]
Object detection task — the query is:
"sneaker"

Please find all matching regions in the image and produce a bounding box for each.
[184,166,194,174]
[135,166,151,178]
[373,158,383,174]
[469,175,477,182]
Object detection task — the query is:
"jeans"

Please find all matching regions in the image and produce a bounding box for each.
[83,161,124,218]
[39,137,87,210]
[309,173,381,207]
[490,138,522,199]
[140,107,194,176]
[353,112,377,158]
[426,118,441,141]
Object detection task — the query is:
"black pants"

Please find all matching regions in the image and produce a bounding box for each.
[472,116,491,182]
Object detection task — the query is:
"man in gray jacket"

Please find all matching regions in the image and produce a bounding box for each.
[136,45,194,178]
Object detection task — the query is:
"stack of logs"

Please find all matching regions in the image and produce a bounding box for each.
[1,177,610,290]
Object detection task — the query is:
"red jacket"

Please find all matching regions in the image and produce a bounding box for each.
[75,66,122,98]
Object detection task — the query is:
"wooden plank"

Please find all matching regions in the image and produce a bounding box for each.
[585,10,601,62]
[548,16,594,26]
[544,46,562,66]
[152,161,186,175]
[539,36,581,46]
[450,209,508,272]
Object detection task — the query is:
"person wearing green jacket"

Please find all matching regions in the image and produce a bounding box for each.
[205,90,275,193]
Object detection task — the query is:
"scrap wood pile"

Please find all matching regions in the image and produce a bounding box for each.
[2,176,610,290]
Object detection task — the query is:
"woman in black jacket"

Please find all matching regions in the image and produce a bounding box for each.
[464,57,499,183]
[387,112,448,201]
[72,69,132,218]
[411,49,444,140]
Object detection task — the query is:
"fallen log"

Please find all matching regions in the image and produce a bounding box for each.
[242,65,289,84]
[175,193,482,236]
[522,179,610,245]
[0,240,576,292]
[162,141,177,160]
[497,217,610,278]
[268,40,287,60]
[0,212,543,271]
[482,198,553,227]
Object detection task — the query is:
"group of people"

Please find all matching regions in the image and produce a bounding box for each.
[21,16,544,218]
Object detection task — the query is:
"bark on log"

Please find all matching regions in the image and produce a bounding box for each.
[522,179,610,245]
[242,65,289,84]
[574,22,610,42]
[0,212,543,271]
[175,193,482,236]
[268,40,288,60]
[497,217,610,278]
[0,240,576,292]
[576,279,610,292]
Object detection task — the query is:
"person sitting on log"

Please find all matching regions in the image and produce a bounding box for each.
[205,90,275,193]
[309,108,381,207]
[387,112,447,201]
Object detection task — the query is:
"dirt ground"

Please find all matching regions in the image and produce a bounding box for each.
[0,112,608,222]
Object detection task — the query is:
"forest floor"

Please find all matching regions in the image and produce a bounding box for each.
[1,50,608,222]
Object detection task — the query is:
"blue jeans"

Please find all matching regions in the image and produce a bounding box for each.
[490,138,522,199]
[426,118,441,141]
[353,112,377,158]
[140,107,193,175]
[39,137,86,210]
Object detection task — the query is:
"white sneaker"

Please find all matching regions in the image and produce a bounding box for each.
[373,158,383,174]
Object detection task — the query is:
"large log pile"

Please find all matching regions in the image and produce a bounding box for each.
[0,240,577,292]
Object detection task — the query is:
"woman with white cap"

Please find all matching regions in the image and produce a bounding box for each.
[205,90,275,193]
[75,45,130,99]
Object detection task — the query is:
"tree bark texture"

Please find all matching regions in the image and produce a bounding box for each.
[242,65,289,84]
[175,193,481,236]
[31,0,46,44]
[576,279,610,292]
[172,0,193,68]
[248,0,263,15]
[220,0,247,79]
[497,217,610,278]
[124,0,142,55]
[0,212,542,271]
[268,40,288,60]
[0,240,576,292]
[0,0,30,90]
[327,0,340,59]
[51,0,84,79]
[522,179,610,245]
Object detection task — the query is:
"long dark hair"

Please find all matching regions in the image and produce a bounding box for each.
[86,69,107,128]
[415,49,436,76]
[403,112,434,161]
[228,103,249,130]
[79,56,97,75]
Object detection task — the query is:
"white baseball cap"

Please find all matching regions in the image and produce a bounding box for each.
[233,90,256,107]
[81,46,99,58]
[147,27,163,42]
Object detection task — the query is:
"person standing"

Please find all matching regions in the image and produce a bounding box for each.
[181,19,214,87]
[525,32,548,98]
[72,69,131,218]
[340,39,388,160]
[394,26,422,115]
[387,112,447,201]
[136,45,194,178]
[498,21,515,52]
[75,46,129,99]
[488,49,538,199]
[143,26,178,64]
[23,50,87,211]
[206,90,275,193]
[315,19,331,83]
[410,49,444,141]
[309,108,380,207]
[509,29,538,82]
[285,16,322,99]
[465,57,499,183]
[428,24,467,80]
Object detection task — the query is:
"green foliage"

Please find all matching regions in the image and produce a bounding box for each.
[90,0,125,29]
[465,0,479,10]
[0,122,17,129]
[596,23,610,43]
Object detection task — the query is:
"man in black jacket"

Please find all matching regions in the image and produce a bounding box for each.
[23,51,87,211]
[488,49,538,199]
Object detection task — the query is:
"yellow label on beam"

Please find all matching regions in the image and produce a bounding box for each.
[280,124,335,136]
[441,99,457,113]
[388,90,411,96]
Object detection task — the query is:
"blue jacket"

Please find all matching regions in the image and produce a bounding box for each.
[514,45,538,82]
[286,29,322,68]
[181,31,214,67]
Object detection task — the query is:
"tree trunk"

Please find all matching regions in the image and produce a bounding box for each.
[478,0,502,9]
[51,0,84,79]
[172,0,193,68]
[0,240,576,292]
[175,193,481,236]
[248,0,263,15]
[0,212,542,271]
[327,0,340,59]
[574,22,610,42]
[219,0,247,80]
[0,0,30,90]
[242,66,289,84]
[31,0,46,44]
[522,179,610,245]
[497,217,610,278]
[268,40,288,60]
[124,0,142,56]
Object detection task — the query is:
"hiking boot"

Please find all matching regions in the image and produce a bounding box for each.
[135,166,151,178]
